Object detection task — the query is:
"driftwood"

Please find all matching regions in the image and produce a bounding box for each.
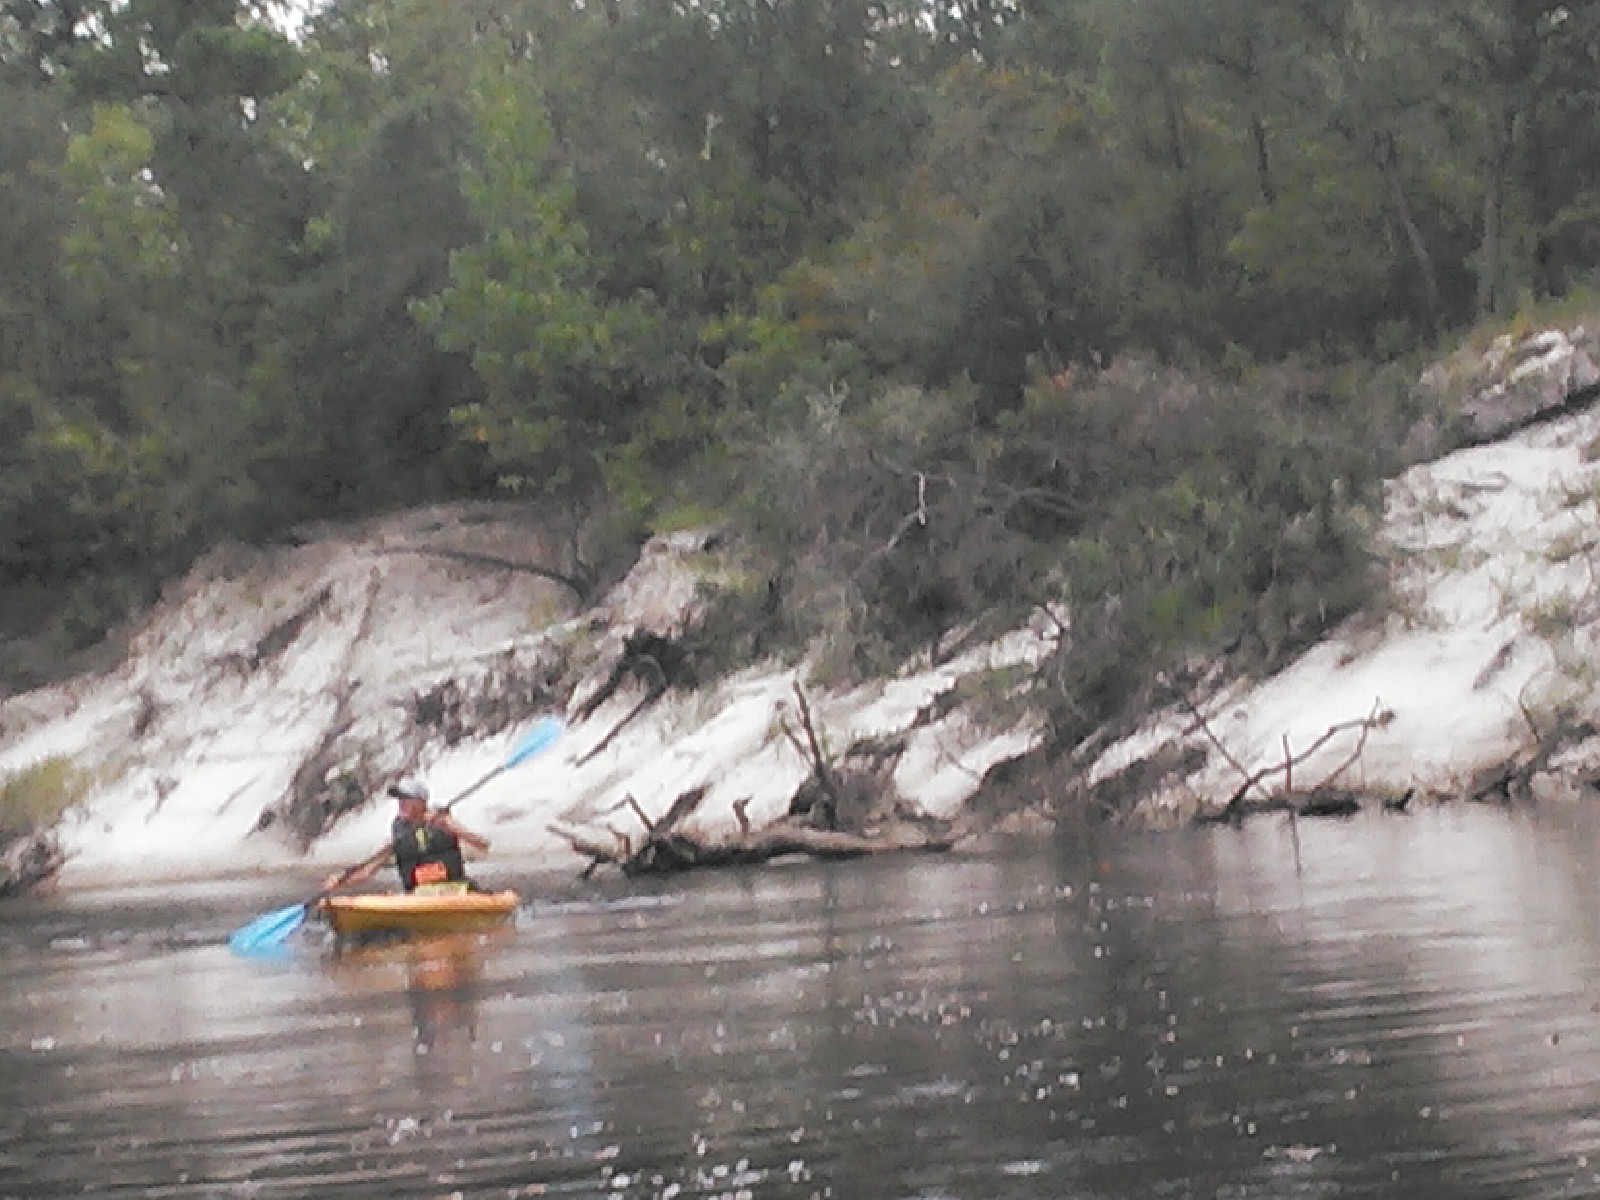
[549,683,960,876]
[551,803,959,877]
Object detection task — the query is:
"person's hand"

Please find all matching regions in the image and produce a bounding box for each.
[322,872,346,891]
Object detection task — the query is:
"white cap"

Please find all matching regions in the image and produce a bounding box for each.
[387,777,429,802]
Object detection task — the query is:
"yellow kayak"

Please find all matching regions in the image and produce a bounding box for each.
[319,890,520,938]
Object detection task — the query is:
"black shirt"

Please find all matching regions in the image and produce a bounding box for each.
[391,816,466,891]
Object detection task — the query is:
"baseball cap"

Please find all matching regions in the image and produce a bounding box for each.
[387,777,430,802]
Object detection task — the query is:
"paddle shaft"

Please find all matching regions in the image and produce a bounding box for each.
[438,763,507,814]
[322,842,394,893]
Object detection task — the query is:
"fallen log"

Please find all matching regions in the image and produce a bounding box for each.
[549,799,960,878]
[615,816,959,876]
[550,683,962,878]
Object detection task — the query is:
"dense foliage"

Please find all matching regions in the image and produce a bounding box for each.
[2,0,1597,740]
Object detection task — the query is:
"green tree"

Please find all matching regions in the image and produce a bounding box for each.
[10,0,314,646]
[414,56,655,501]
[1435,0,1600,314]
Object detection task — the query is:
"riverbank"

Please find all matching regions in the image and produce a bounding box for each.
[5,327,1600,894]
[0,514,1046,891]
[1094,392,1600,824]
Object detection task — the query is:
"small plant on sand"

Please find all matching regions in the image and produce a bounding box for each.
[0,758,88,843]
[1491,569,1528,620]
[1416,488,1469,522]
[522,592,570,632]
[1524,593,1580,641]
[1514,674,1589,747]
[1544,531,1596,563]
[951,663,1036,731]
[1551,641,1598,688]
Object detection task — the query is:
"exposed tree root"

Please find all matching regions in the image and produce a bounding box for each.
[573,639,672,765]
[0,833,62,899]
[390,545,591,601]
[272,571,388,843]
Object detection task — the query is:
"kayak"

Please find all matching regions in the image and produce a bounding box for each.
[318,890,520,938]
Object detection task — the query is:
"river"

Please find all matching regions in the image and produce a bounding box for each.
[6,804,1600,1198]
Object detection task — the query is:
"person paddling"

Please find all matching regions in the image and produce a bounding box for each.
[328,777,491,895]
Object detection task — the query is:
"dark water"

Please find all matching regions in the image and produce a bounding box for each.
[8,805,1600,1198]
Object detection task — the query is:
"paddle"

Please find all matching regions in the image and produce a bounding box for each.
[228,715,565,955]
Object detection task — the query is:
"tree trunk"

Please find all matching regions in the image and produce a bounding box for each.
[1250,112,1275,206]
[1477,102,1517,318]
[1160,75,1205,288]
[1374,132,1442,343]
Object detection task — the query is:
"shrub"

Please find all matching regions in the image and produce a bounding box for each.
[0,758,88,844]
[718,355,1391,754]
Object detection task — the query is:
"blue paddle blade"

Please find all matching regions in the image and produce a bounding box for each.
[229,903,308,956]
[504,715,564,768]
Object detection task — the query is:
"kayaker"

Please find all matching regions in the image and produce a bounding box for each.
[327,777,491,895]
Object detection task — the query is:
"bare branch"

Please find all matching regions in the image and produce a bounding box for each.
[625,794,653,833]
[1316,699,1388,788]
[1170,676,1395,817]
[790,685,839,789]
[1169,680,1264,804]
[389,544,591,599]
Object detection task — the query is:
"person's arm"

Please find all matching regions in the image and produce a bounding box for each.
[323,846,392,891]
[429,811,490,855]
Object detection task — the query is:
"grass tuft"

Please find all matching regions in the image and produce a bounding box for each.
[0,758,88,844]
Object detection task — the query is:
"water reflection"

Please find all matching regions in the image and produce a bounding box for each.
[328,929,501,1054]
